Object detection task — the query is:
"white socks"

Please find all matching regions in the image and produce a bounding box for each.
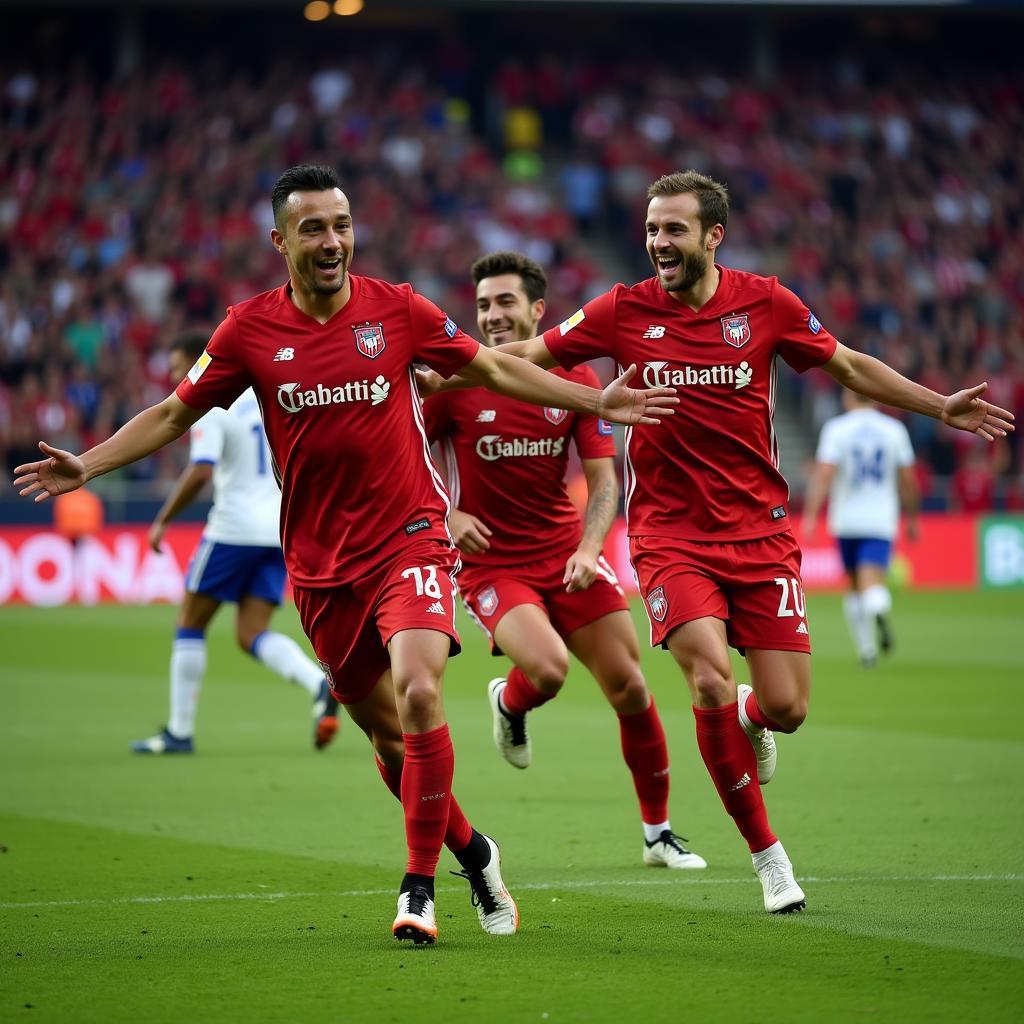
[251,631,323,696]
[843,592,876,662]
[169,634,205,739]
[643,820,672,843]
[861,583,892,618]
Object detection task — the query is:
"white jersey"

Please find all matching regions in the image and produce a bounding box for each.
[188,388,281,547]
[815,407,915,540]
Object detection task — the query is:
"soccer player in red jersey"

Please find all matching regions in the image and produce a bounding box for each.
[424,171,1014,914]
[424,251,706,870]
[12,165,677,944]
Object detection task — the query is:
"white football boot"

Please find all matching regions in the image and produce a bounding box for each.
[643,830,708,870]
[487,678,531,769]
[452,835,519,935]
[392,886,438,945]
[737,683,777,785]
[752,841,806,914]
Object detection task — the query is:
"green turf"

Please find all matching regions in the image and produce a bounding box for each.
[2,592,1023,1023]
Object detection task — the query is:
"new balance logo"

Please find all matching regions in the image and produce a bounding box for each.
[476,410,496,423]
[643,325,666,339]
[426,601,446,615]
[795,621,808,634]
[273,347,295,361]
[730,772,752,792]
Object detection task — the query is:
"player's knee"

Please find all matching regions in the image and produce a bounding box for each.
[530,654,569,695]
[607,669,649,715]
[763,697,807,733]
[397,675,443,722]
[690,663,733,706]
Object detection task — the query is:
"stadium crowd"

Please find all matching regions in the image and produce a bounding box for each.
[1,48,1022,508]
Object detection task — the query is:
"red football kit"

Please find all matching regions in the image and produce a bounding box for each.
[423,366,627,647]
[544,266,838,652]
[176,275,480,701]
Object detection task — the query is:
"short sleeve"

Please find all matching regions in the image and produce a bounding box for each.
[773,282,838,374]
[188,408,227,464]
[542,288,620,370]
[421,391,453,445]
[895,422,915,467]
[408,292,480,378]
[815,420,841,464]
[571,365,617,459]
[175,313,251,411]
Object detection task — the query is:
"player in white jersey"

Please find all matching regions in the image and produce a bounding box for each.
[132,331,340,754]
[802,390,919,666]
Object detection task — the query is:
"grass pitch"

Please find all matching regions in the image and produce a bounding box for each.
[2,591,1023,1023]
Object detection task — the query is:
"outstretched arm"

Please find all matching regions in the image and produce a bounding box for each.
[417,335,559,397]
[897,464,921,542]
[456,346,676,426]
[564,456,618,592]
[13,393,205,503]
[823,343,1015,441]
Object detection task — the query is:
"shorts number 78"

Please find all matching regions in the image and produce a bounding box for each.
[402,565,443,599]
[773,576,806,618]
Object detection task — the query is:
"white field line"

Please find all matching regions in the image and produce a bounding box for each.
[2,874,1022,911]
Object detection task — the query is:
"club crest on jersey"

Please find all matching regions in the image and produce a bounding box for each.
[353,322,386,359]
[721,314,751,349]
[478,586,499,617]
[647,586,668,623]
[544,407,568,425]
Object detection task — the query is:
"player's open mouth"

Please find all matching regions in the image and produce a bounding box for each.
[488,324,513,340]
[317,257,342,275]
[657,256,681,272]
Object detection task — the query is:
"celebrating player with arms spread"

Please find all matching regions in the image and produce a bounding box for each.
[426,170,1013,914]
[13,165,676,945]
[424,250,706,870]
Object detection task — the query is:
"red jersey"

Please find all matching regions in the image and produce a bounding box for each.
[543,267,837,542]
[422,366,616,567]
[176,276,479,586]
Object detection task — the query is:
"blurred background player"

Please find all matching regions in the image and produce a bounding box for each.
[132,329,339,754]
[426,170,1013,915]
[424,251,706,871]
[802,390,919,667]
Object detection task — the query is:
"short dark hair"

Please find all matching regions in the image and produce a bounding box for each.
[470,250,547,304]
[647,170,729,234]
[271,164,341,229]
[169,329,209,364]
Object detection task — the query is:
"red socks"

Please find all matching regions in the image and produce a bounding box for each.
[743,690,784,732]
[693,703,776,853]
[501,665,557,717]
[617,698,670,825]
[374,734,473,869]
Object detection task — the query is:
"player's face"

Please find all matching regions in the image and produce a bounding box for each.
[168,349,192,385]
[646,193,715,293]
[273,188,354,297]
[475,274,544,346]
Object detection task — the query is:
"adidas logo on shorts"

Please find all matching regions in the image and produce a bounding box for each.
[426,601,446,615]
[795,622,808,634]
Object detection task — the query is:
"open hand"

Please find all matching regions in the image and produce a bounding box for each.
[598,364,678,425]
[942,383,1015,441]
[13,442,87,502]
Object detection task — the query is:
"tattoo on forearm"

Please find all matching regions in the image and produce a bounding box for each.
[583,478,616,548]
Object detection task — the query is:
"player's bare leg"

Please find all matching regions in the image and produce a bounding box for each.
[855,562,894,656]
[667,617,804,912]
[236,595,338,749]
[132,590,221,754]
[488,604,569,768]
[568,610,706,869]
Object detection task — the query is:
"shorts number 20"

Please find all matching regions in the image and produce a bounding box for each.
[773,576,806,618]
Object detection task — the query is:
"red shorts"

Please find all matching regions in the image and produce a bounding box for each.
[630,531,811,654]
[458,549,628,655]
[292,540,461,705]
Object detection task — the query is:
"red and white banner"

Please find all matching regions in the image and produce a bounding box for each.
[0,514,989,606]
